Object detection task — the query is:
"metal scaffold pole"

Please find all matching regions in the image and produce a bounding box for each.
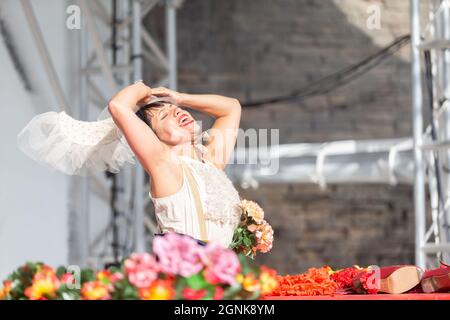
[166,0,177,91]
[411,0,450,267]
[411,0,427,269]
[132,0,145,253]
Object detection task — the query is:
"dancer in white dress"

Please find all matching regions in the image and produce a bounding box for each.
[108,83,242,247]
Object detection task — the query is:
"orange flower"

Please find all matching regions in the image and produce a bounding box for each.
[0,281,12,300]
[24,266,60,300]
[254,221,274,253]
[81,281,111,300]
[240,200,264,224]
[138,279,175,300]
[236,273,261,292]
[258,266,278,295]
[96,270,111,283]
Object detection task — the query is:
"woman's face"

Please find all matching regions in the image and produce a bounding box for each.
[147,103,199,145]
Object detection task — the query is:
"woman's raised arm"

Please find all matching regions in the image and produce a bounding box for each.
[107,83,171,173]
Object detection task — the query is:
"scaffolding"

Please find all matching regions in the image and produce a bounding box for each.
[73,0,183,268]
[18,0,181,268]
[411,0,450,269]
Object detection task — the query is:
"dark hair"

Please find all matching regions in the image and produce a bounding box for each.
[135,102,165,130]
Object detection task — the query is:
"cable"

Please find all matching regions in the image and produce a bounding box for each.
[0,14,32,91]
[242,35,411,107]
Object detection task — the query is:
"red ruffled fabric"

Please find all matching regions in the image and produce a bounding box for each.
[269,266,338,296]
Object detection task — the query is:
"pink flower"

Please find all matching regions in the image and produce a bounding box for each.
[153,232,205,277]
[201,243,241,286]
[110,272,124,282]
[60,273,75,286]
[124,253,160,288]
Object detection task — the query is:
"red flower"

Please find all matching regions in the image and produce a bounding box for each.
[213,286,224,300]
[182,287,207,300]
[331,267,361,289]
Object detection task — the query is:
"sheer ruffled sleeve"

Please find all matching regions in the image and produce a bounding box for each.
[16,110,136,176]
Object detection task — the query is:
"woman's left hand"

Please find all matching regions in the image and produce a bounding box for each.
[151,87,184,105]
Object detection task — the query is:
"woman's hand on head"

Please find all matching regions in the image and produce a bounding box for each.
[151,87,184,105]
[134,82,154,107]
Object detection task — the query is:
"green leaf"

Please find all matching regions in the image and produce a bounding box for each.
[123,285,139,300]
[80,269,95,283]
[56,266,67,278]
[186,273,208,290]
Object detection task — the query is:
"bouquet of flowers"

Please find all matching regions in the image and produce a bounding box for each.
[0,232,278,300]
[230,200,274,259]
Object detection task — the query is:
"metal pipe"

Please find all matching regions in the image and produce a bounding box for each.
[411,0,427,269]
[20,0,70,112]
[166,1,177,91]
[132,0,145,253]
[80,0,117,94]
[423,243,450,252]
[78,7,90,268]
[82,65,133,76]
[441,0,450,260]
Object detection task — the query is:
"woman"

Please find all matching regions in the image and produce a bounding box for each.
[107,82,243,248]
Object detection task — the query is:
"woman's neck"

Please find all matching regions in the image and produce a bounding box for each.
[169,142,200,160]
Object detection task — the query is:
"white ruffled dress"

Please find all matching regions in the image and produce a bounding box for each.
[149,156,242,248]
[17,111,136,176]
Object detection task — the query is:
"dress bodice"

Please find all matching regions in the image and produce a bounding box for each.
[148,156,241,247]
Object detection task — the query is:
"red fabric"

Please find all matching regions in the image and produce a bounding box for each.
[262,293,450,300]
[423,261,450,278]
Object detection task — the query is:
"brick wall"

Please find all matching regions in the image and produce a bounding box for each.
[144,0,417,273]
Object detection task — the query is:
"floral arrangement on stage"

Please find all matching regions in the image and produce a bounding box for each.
[0,232,278,300]
[230,200,274,259]
[267,265,378,296]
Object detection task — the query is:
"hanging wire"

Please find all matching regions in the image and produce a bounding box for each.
[242,35,411,107]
